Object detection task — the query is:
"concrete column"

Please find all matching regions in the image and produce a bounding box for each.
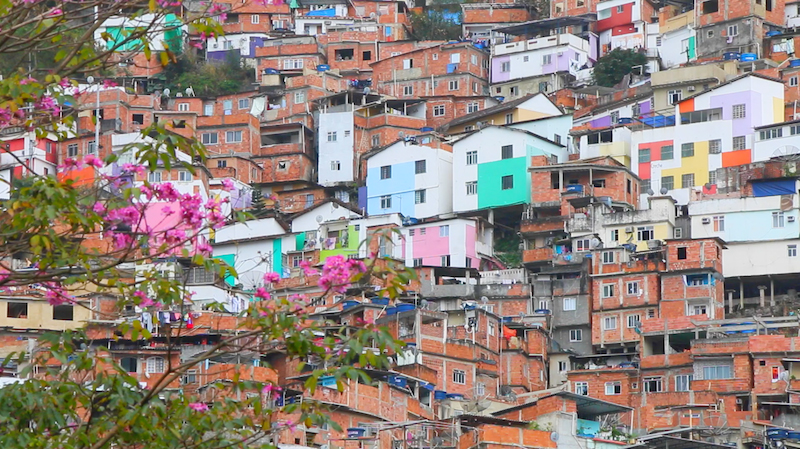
[739,280,745,310]
[770,277,775,307]
[664,331,671,355]
[726,290,735,314]
[758,285,767,308]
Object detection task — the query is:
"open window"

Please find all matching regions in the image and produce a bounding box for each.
[334,48,354,61]
[702,0,718,14]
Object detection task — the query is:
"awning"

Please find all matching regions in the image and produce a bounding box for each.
[752,179,797,197]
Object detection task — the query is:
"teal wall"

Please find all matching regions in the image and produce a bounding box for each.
[272,239,282,275]
[214,254,236,286]
[477,157,530,209]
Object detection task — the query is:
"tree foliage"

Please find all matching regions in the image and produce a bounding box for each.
[410,10,462,41]
[162,50,255,97]
[592,48,648,88]
[0,0,411,447]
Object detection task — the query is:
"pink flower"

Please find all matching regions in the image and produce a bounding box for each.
[299,260,317,276]
[188,402,209,412]
[262,383,282,398]
[263,272,280,283]
[59,77,71,88]
[221,178,235,192]
[19,76,36,85]
[83,154,103,168]
[133,290,154,307]
[48,8,62,15]
[59,158,83,170]
[153,183,180,202]
[102,80,118,88]
[121,163,145,176]
[282,420,297,432]
[92,202,106,214]
[44,283,74,306]
[254,287,271,301]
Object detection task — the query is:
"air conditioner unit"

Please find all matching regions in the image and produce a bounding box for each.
[625,226,634,233]
[687,86,696,92]
[789,216,797,223]
[701,217,711,224]
[324,21,332,25]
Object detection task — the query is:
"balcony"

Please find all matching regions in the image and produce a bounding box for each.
[640,352,693,369]
[420,283,474,298]
[566,213,593,233]
[359,112,427,130]
[523,248,553,264]
[691,378,751,393]
[492,33,590,56]
[520,214,568,234]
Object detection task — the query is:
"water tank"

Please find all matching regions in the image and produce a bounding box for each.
[421,127,434,132]
[396,303,415,313]
[790,59,800,68]
[347,428,367,438]
[723,52,741,61]
[342,300,359,310]
[264,68,279,74]
[385,307,398,315]
[740,53,757,62]
[371,297,390,306]
[767,30,782,37]
[434,390,448,400]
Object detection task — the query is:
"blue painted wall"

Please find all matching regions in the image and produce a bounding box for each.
[716,210,800,242]
[366,161,415,216]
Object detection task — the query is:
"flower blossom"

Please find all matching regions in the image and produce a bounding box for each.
[133,290,154,307]
[221,178,235,192]
[263,272,280,283]
[188,402,209,412]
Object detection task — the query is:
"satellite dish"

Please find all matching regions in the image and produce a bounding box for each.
[704,183,712,190]
[369,12,377,19]
[398,131,405,138]
[481,296,489,304]
[420,299,428,309]
[550,432,559,442]
[240,271,266,290]
[773,145,800,160]
[647,189,654,195]
[660,187,668,194]
[316,215,324,223]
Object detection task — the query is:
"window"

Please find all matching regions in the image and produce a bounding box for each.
[575,381,588,395]
[662,176,674,191]
[610,111,620,124]
[67,143,78,157]
[325,131,337,143]
[661,145,674,160]
[727,24,738,37]
[413,258,422,267]
[439,225,449,237]
[789,245,798,257]
[448,80,459,91]
[431,53,439,61]
[284,59,304,70]
[639,148,651,163]
[178,102,190,112]
[372,135,380,147]
[689,303,708,316]
[450,53,461,63]
[563,297,577,311]
[466,181,477,195]
[380,195,392,209]
[668,89,682,104]
[575,239,590,252]
[509,86,519,96]
[681,142,694,157]
[602,284,615,298]
[709,139,721,154]
[465,103,479,115]
[86,140,97,155]
[433,105,446,117]
[178,170,192,182]
[605,381,621,395]
[441,255,450,266]
[732,136,746,151]
[121,357,138,373]
[500,61,510,72]
[675,374,692,391]
[570,329,583,342]
[709,170,717,185]
[557,361,568,372]
[713,215,724,232]
[501,175,513,190]
[379,165,392,180]
[226,131,242,143]
[703,365,732,380]
[611,230,619,241]
[501,145,513,159]
[674,247,687,260]
[420,228,426,235]
[217,160,227,168]
[331,161,341,171]
[792,76,799,87]
[466,151,478,165]
[602,251,614,264]
[682,173,695,189]
[148,171,162,183]
[505,113,513,124]
[146,357,165,374]
[643,377,663,393]
[760,128,783,140]
[223,100,233,115]
[293,92,305,104]
[732,104,746,119]
[774,211,785,228]
[415,189,426,204]
[637,226,654,241]
[305,194,314,208]
[415,160,426,174]
[201,133,218,145]
[626,282,640,296]
[7,302,27,318]
[202,103,214,116]
[250,14,259,23]
[403,85,413,96]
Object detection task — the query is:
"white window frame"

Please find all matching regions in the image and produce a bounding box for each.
[626,281,640,296]
[146,356,165,374]
[774,211,785,228]
[627,314,640,328]
[178,103,189,112]
[415,189,426,204]
[439,225,449,237]
[202,133,218,145]
[563,297,577,311]
[448,80,459,91]
[602,284,615,298]
[605,381,621,395]
[225,130,243,143]
[575,381,588,395]
[466,181,477,195]
[452,369,466,384]
[675,374,692,392]
[602,251,614,264]
[732,104,746,119]
[569,329,582,342]
[380,195,392,209]
[789,245,798,258]
[643,377,663,393]
[466,151,478,165]
[251,14,260,23]
[178,170,192,182]
[433,105,446,117]
[603,315,617,330]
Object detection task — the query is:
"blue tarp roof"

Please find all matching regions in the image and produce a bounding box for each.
[753,179,797,197]
[305,8,335,16]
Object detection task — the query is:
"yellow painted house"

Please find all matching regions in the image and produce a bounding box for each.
[442,93,564,134]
